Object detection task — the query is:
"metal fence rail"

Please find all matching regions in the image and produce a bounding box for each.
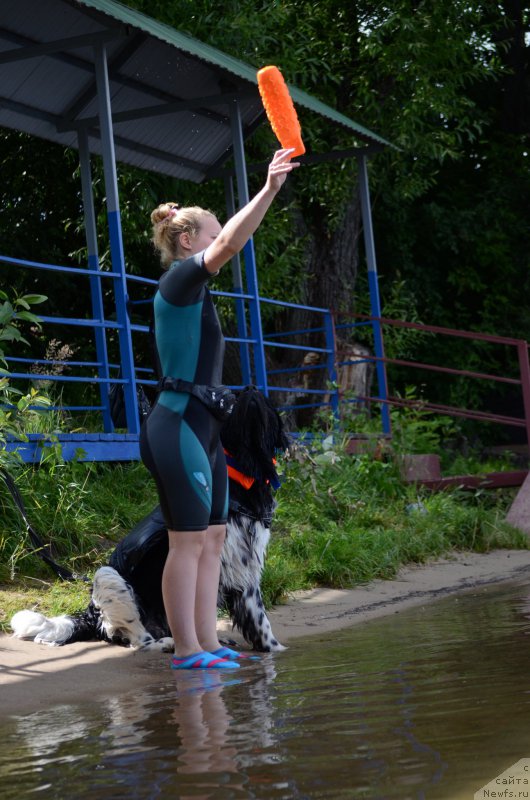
[335,313,530,449]
[6,249,528,463]
[2,252,351,461]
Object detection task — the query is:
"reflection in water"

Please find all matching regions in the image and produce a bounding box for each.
[2,581,530,799]
[169,662,277,798]
[172,671,242,792]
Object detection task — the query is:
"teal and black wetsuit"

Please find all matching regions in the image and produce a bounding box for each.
[140,251,228,531]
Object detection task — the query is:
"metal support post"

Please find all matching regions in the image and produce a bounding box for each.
[223,175,251,385]
[517,341,530,451]
[324,310,340,420]
[358,154,391,435]
[94,44,139,434]
[78,128,112,432]
[229,100,268,394]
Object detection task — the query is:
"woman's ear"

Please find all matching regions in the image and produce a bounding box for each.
[179,231,192,252]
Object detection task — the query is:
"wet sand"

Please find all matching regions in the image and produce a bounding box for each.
[2,548,530,717]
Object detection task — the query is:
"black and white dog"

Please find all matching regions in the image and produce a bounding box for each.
[11,387,289,653]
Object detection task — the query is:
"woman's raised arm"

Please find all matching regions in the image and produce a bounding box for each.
[203,148,299,274]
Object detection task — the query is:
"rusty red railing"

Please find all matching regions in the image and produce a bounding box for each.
[335,314,530,450]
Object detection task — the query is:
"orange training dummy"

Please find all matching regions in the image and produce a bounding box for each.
[257,65,306,158]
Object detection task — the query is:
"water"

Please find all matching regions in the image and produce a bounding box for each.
[2,581,530,799]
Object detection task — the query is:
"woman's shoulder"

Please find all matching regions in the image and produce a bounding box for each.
[159,250,209,305]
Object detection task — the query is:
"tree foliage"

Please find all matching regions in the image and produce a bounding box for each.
[0,0,529,436]
[0,290,51,467]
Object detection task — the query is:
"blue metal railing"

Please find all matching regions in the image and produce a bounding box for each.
[124,290,340,416]
[3,251,381,459]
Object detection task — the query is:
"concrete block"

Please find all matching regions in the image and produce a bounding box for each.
[506,472,530,534]
[399,454,442,483]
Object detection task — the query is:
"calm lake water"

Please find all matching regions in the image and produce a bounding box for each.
[2,580,530,799]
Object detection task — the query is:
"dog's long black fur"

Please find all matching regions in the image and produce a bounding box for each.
[11,387,289,653]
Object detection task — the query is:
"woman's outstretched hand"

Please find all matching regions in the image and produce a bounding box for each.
[265,148,301,193]
[203,148,300,273]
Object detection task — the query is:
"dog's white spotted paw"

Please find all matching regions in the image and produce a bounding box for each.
[139,636,174,652]
[34,637,61,646]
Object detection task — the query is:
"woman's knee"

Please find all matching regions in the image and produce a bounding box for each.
[167,529,206,559]
[205,524,226,556]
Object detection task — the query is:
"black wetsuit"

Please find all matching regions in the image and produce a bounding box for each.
[140,251,228,531]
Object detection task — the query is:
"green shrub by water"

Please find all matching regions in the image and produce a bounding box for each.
[0,457,158,584]
[260,436,527,603]
[3,288,523,625]
[0,425,527,631]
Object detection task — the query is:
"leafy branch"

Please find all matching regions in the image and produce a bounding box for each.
[0,290,51,464]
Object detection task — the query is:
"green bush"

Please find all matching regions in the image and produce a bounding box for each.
[0,401,527,629]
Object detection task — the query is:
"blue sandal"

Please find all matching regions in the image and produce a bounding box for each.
[170,651,240,670]
[211,646,260,661]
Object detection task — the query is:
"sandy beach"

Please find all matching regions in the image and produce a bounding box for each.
[2,548,530,717]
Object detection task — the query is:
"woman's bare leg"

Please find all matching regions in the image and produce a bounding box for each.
[162,529,206,657]
[195,524,226,652]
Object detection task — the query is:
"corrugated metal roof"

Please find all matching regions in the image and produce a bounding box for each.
[0,0,393,183]
[78,0,393,148]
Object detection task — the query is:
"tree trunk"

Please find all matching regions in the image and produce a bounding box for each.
[290,186,361,357]
[275,184,362,427]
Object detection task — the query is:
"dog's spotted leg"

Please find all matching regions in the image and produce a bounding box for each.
[222,518,286,651]
[243,586,286,652]
[93,566,153,649]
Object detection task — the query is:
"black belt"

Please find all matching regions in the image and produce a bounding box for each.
[157,377,236,422]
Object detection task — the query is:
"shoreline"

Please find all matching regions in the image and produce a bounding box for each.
[1,548,530,717]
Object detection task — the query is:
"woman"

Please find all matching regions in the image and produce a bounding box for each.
[140,148,299,670]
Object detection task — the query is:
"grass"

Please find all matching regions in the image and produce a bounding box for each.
[0,426,527,634]
[0,579,91,633]
[260,439,527,602]
[0,458,159,581]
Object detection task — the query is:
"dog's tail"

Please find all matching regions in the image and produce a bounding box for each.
[10,567,162,649]
[10,608,93,645]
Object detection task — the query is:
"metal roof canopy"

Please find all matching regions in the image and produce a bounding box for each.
[0,0,392,181]
[0,0,392,444]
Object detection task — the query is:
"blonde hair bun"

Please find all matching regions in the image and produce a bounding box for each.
[150,202,180,227]
[150,203,215,268]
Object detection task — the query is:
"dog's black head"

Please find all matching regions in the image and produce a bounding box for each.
[221,386,289,486]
